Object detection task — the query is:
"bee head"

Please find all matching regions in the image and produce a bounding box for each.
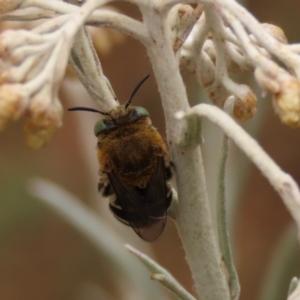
[68,75,151,137]
[94,105,150,136]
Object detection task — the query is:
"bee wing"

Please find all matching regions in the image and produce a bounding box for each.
[135,156,171,241]
[108,156,171,242]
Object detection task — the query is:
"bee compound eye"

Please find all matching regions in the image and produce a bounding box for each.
[94,120,109,136]
[132,106,149,120]
[94,120,116,136]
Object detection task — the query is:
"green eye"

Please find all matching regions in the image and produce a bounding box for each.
[94,120,106,136]
[132,106,149,120]
[94,120,116,136]
[94,119,116,136]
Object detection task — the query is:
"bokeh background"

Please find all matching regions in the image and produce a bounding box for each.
[0,1,300,299]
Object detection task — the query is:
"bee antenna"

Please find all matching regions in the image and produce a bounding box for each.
[68,107,109,116]
[125,74,150,109]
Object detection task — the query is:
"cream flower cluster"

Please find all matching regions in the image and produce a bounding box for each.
[0,0,299,152]
[179,2,299,126]
[0,0,106,148]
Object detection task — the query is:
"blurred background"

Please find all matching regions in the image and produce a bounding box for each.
[0,0,300,299]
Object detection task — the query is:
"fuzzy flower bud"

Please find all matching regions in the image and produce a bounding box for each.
[207,82,257,122]
[169,5,193,46]
[272,78,300,127]
[24,94,63,149]
[261,23,288,44]
[0,83,28,130]
[232,89,257,123]
[255,67,300,127]
[169,4,202,52]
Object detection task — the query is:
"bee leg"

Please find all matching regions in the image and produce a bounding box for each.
[104,183,114,196]
[164,160,175,181]
[98,181,114,197]
[165,166,172,180]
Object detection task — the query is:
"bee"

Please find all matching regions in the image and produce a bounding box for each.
[68,75,173,241]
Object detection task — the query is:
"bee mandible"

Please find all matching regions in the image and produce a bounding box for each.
[68,75,173,241]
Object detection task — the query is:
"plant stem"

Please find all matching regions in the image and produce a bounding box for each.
[141,6,230,300]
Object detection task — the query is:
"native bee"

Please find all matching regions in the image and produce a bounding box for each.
[68,75,172,241]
